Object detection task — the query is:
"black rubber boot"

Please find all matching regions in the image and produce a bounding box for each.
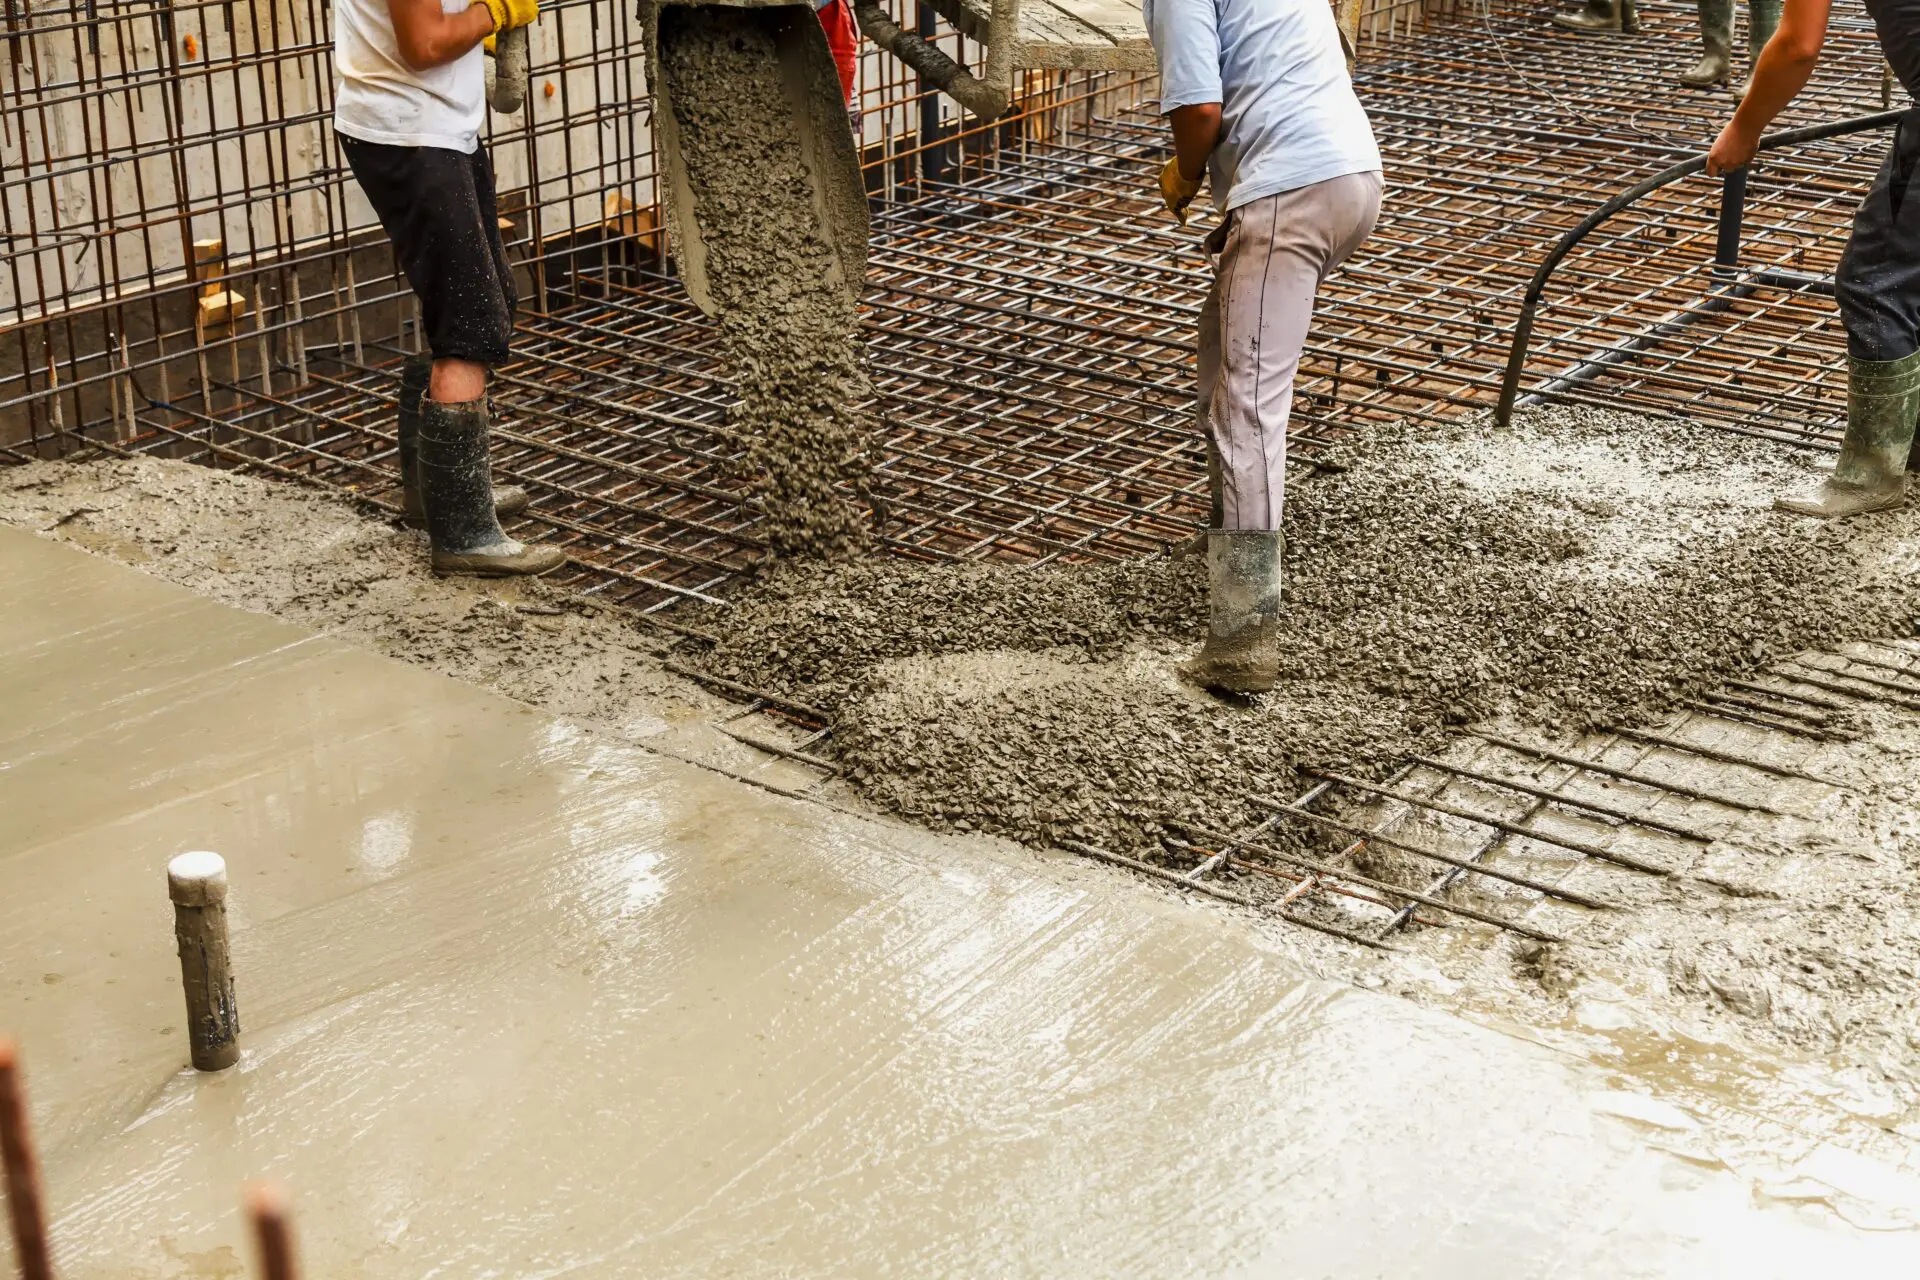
[1679,0,1734,85]
[417,398,567,576]
[397,354,530,529]
[1777,350,1920,519]
[1183,530,1283,695]
[1551,0,1621,33]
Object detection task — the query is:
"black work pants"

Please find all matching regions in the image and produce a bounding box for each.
[1836,107,1920,362]
[340,136,517,365]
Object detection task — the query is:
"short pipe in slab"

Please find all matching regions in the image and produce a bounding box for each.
[168,851,240,1072]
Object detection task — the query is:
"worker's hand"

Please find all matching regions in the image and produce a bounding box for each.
[1705,117,1760,177]
[1159,156,1203,225]
[479,0,539,35]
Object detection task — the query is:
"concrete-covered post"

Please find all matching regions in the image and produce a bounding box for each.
[168,851,240,1071]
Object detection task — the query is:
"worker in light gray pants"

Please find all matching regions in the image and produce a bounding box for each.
[1196,176,1380,533]
[1147,0,1383,695]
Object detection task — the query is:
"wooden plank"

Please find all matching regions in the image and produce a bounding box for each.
[924,0,1157,71]
[1047,0,1150,47]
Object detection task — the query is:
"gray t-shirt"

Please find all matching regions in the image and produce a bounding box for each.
[1145,0,1381,213]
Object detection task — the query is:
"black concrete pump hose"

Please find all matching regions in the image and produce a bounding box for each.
[1493,108,1907,428]
[850,0,1017,120]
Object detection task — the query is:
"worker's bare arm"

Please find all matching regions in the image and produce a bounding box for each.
[1170,103,1223,181]
[387,0,493,71]
[1706,0,1832,175]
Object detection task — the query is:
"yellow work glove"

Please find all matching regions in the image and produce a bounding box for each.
[479,0,539,35]
[484,32,496,54]
[1158,155,1203,225]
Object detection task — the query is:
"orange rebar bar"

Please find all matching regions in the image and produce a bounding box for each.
[0,1039,53,1280]
[245,1182,300,1280]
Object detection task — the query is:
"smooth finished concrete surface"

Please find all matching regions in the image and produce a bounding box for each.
[2,524,1917,1279]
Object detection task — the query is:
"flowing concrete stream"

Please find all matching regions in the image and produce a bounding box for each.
[2,526,1916,1276]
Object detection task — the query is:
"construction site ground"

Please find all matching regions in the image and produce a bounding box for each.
[6,518,1920,1276]
[10,0,1920,1269]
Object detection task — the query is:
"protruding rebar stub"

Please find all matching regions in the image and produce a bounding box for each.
[246,1180,301,1280]
[168,851,239,1072]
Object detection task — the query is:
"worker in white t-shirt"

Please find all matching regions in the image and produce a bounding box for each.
[1146,0,1382,696]
[333,0,563,577]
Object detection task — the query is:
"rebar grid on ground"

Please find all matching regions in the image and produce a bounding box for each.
[4,0,1909,941]
[21,0,1884,615]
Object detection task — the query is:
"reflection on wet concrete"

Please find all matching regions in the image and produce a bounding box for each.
[3,527,1917,1277]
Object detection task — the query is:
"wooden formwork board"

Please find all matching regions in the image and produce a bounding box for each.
[922,0,1156,71]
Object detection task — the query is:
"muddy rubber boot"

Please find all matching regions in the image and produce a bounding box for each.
[1679,0,1734,85]
[1183,530,1284,695]
[1738,0,1783,96]
[1551,0,1621,32]
[396,355,530,529]
[1776,350,1920,519]
[417,398,567,576]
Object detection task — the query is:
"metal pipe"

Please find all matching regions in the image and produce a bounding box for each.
[852,0,1015,120]
[1494,109,1905,428]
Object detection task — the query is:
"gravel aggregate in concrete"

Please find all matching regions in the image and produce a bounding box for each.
[691,407,1920,853]
[658,10,873,558]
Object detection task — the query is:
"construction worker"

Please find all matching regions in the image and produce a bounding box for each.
[1708,0,1918,517]
[1678,0,1783,88]
[1147,0,1382,695]
[1550,0,1778,91]
[333,0,564,576]
[1549,0,1638,36]
[815,0,861,128]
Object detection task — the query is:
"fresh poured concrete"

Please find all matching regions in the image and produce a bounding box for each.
[2,526,1916,1278]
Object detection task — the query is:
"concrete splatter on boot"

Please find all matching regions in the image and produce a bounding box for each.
[1679,0,1734,85]
[1777,350,1920,519]
[1738,0,1783,96]
[417,398,567,576]
[1551,0,1622,32]
[1183,529,1283,695]
[396,354,530,529]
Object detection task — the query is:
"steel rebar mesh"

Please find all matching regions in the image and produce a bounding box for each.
[0,0,1902,612]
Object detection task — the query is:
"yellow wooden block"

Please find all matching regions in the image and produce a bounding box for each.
[197,288,248,329]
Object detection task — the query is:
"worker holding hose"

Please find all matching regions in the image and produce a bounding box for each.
[332,0,564,575]
[1708,0,1920,518]
[1148,0,1382,694]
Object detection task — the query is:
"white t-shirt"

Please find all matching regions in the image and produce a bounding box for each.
[1145,0,1380,214]
[334,0,486,153]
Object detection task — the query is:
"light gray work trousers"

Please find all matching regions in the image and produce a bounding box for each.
[1196,170,1382,530]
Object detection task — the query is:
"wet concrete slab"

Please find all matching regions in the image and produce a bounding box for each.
[3,526,1917,1278]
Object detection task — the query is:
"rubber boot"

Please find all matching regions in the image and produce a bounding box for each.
[417,398,567,575]
[1183,530,1283,695]
[1679,0,1734,85]
[397,354,530,529]
[1551,0,1621,33]
[1738,0,1783,97]
[1776,350,1920,519]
